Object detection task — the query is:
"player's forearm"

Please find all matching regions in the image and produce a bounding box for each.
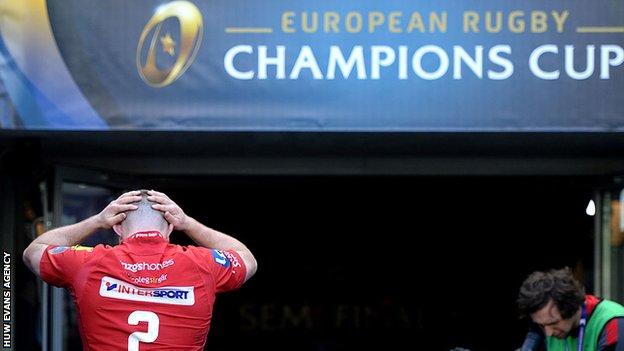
[183,216,249,252]
[23,215,104,276]
[31,215,103,247]
[183,216,258,281]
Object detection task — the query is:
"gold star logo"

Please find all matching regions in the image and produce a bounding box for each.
[160,33,176,56]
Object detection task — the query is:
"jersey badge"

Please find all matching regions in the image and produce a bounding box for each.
[48,246,69,254]
[211,250,230,268]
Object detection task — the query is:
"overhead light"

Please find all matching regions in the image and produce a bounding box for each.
[586,199,596,216]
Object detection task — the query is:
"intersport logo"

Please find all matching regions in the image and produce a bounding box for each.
[121,259,174,273]
[99,276,195,306]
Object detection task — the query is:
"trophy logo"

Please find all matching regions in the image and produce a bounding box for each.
[136,1,203,87]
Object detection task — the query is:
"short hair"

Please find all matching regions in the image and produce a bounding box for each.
[517,267,585,320]
[121,190,168,234]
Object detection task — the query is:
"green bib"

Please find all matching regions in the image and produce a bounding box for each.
[546,300,624,351]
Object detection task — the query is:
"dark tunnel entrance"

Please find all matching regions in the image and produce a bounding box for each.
[154,175,594,351]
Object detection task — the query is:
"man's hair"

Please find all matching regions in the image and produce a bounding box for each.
[517,267,585,320]
[121,189,168,234]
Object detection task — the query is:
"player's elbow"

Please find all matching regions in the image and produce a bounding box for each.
[23,244,41,276]
[23,245,35,273]
[243,252,258,282]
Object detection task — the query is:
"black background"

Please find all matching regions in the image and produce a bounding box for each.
[158,175,594,351]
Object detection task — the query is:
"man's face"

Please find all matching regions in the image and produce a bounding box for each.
[530,299,578,339]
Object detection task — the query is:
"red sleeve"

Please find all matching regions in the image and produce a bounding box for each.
[39,245,97,288]
[210,249,247,292]
[186,246,247,293]
[604,318,619,346]
[597,318,624,350]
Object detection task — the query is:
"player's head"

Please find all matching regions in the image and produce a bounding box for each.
[113,189,173,240]
[517,267,585,338]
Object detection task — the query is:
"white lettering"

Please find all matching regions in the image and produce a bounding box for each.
[290,46,323,79]
[488,45,513,80]
[100,277,195,306]
[224,45,254,80]
[412,45,449,80]
[121,259,174,273]
[398,46,408,79]
[3,252,9,289]
[600,45,624,79]
[326,46,366,79]
[258,45,286,79]
[225,251,242,268]
[565,45,594,80]
[453,45,483,79]
[371,46,396,79]
[529,44,559,80]
[224,44,624,81]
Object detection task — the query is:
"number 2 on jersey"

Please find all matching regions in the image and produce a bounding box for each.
[128,310,159,351]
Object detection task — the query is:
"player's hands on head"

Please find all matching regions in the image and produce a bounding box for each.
[98,190,141,229]
[147,190,189,231]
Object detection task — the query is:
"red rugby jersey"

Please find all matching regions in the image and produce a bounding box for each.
[40,231,247,351]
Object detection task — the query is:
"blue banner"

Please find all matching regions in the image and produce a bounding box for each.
[0,0,623,131]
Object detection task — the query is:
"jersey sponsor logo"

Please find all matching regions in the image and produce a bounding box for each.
[99,277,195,306]
[48,246,69,254]
[211,250,230,268]
[71,245,93,252]
[131,231,161,238]
[130,274,168,285]
[120,259,174,273]
[224,251,242,268]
